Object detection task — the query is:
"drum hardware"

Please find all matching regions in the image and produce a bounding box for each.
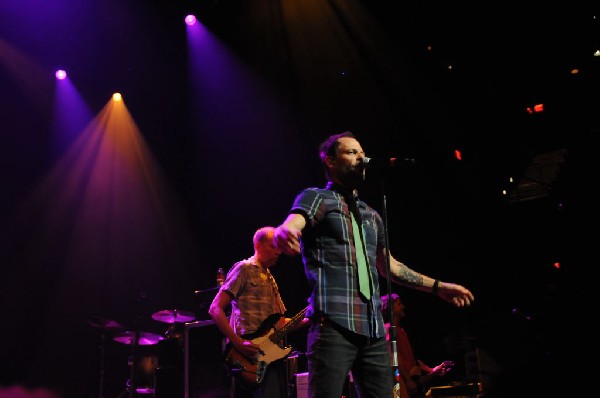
[87,316,126,398]
[151,309,196,324]
[152,309,197,342]
[88,315,126,333]
[113,331,164,396]
[118,290,153,398]
[113,331,165,346]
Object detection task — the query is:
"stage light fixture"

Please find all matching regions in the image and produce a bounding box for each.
[112,93,122,101]
[185,15,197,26]
[454,149,462,160]
[55,70,67,80]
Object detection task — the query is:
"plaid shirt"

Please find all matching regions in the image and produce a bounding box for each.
[221,256,286,336]
[290,183,385,338]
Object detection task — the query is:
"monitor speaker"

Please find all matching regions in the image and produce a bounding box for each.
[183,320,231,398]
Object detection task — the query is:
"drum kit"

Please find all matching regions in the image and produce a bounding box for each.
[88,308,214,397]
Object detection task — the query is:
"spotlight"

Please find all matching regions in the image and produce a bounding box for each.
[112,93,122,101]
[185,15,197,26]
[55,70,67,80]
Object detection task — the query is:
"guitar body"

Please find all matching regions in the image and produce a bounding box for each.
[224,307,307,386]
[251,333,293,364]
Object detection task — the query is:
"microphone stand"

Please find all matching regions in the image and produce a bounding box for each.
[378,175,402,397]
[99,332,106,398]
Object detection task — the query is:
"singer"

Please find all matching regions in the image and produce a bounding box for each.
[272,131,474,398]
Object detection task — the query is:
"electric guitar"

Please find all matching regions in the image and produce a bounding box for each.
[392,360,455,398]
[224,306,308,385]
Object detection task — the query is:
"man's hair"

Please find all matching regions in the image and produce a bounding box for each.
[318,131,355,179]
[253,226,275,246]
[319,131,355,163]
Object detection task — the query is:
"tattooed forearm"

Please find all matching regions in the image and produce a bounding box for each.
[393,261,424,286]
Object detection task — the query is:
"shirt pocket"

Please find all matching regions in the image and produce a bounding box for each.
[249,277,270,297]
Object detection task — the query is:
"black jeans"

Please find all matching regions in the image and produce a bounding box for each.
[306,318,393,398]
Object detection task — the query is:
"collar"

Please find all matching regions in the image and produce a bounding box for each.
[325,181,358,200]
[248,255,268,272]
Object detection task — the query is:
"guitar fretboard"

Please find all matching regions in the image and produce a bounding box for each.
[270,306,308,343]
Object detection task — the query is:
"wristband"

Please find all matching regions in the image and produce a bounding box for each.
[432,279,440,294]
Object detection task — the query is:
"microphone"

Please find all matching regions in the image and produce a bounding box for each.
[362,156,416,170]
[193,267,226,295]
[194,286,219,295]
[216,267,225,287]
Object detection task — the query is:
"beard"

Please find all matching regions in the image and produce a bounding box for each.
[337,164,365,188]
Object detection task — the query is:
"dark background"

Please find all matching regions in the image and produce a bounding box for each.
[1,1,596,397]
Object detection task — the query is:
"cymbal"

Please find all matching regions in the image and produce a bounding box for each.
[113,331,165,346]
[88,316,126,333]
[151,309,196,324]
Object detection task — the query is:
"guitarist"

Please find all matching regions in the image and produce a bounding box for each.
[209,226,309,398]
[381,293,454,398]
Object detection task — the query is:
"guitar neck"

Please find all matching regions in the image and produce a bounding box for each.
[269,306,308,344]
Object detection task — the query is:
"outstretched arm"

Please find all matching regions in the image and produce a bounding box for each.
[273,213,306,256]
[377,248,474,307]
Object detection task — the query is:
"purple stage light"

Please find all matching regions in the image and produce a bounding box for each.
[55,70,67,80]
[185,15,197,26]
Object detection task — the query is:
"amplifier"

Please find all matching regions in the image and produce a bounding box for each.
[183,319,231,398]
[295,372,309,398]
[292,371,357,398]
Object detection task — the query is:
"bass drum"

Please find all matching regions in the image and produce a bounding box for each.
[135,355,158,394]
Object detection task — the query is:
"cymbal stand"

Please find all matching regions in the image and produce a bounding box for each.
[88,315,126,398]
[127,331,139,398]
[118,291,146,398]
[116,337,139,398]
[98,332,106,398]
[164,309,178,338]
